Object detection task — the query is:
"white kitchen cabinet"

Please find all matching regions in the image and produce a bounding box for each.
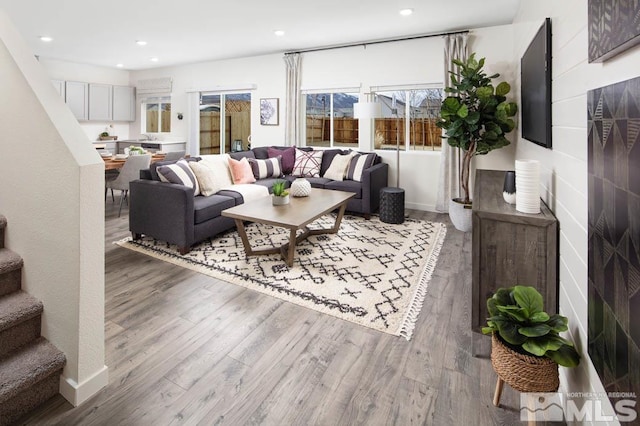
[65,81,88,121]
[51,80,65,98]
[89,83,112,121]
[112,85,136,121]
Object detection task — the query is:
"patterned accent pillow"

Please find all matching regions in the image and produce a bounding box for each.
[346,153,376,182]
[323,152,356,181]
[267,147,296,174]
[157,159,201,195]
[291,149,324,177]
[228,157,256,184]
[248,156,283,179]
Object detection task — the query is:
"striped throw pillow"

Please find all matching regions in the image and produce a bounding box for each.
[346,153,376,182]
[248,156,283,179]
[157,159,200,195]
[292,149,324,177]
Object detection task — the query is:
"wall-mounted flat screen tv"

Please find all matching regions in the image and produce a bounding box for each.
[521,18,552,149]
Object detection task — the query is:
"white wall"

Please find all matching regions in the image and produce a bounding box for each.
[131,37,446,210]
[0,10,107,406]
[513,1,640,423]
[469,24,518,176]
[39,58,132,142]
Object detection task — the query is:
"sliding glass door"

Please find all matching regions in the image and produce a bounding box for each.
[199,92,251,155]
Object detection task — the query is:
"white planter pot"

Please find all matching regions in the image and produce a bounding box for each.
[449,198,472,232]
[272,194,290,206]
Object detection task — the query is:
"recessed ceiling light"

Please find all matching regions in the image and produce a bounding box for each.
[39,36,53,42]
[399,8,413,16]
[136,40,147,46]
[150,57,159,62]
[274,30,285,36]
[116,63,124,68]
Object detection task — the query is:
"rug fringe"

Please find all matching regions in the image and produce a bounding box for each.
[398,223,448,341]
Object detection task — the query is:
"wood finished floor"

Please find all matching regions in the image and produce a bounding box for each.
[18,199,522,425]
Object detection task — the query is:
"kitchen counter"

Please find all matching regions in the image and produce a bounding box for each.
[117,139,186,154]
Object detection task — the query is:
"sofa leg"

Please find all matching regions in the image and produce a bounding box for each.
[178,246,190,255]
[363,214,371,220]
[132,233,142,240]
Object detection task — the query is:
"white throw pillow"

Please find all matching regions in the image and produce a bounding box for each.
[323,152,356,181]
[188,162,221,196]
[199,154,234,187]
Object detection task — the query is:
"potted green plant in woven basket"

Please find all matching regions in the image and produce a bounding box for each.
[482,286,580,406]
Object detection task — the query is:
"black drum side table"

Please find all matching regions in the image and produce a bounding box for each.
[379,187,405,224]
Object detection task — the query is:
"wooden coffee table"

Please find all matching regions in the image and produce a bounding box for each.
[222,188,354,266]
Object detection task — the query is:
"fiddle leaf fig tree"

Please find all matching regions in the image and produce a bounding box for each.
[437,53,518,204]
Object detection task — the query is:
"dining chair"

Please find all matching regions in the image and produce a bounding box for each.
[162,150,186,161]
[106,154,151,217]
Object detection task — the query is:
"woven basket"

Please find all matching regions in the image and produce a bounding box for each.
[491,334,559,393]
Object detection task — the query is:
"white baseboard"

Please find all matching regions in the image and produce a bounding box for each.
[59,365,109,407]
[405,201,436,212]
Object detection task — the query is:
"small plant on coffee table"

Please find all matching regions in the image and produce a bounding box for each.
[272,180,289,197]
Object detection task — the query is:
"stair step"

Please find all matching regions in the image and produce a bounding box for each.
[0,248,23,297]
[0,337,66,426]
[0,291,43,357]
[0,215,6,249]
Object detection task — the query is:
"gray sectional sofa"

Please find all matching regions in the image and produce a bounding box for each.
[129,146,388,254]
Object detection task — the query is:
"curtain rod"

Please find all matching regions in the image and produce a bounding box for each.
[284,29,469,55]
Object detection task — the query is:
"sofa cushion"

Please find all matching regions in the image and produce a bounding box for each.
[346,153,376,182]
[193,195,236,224]
[251,146,270,159]
[228,157,256,184]
[216,189,244,206]
[267,146,296,174]
[324,179,363,199]
[323,152,356,181]
[157,159,201,195]
[301,177,332,188]
[229,151,256,161]
[254,177,290,192]
[248,156,283,179]
[292,148,324,177]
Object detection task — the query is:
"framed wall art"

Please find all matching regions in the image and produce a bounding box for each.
[260,98,279,126]
[588,0,640,62]
[588,76,640,401]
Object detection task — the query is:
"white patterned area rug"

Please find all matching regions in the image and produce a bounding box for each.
[115,215,447,340]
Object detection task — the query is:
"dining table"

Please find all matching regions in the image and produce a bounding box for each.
[103,153,168,171]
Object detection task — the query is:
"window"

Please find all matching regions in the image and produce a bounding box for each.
[304,92,359,148]
[372,88,443,151]
[142,98,171,133]
[199,92,251,155]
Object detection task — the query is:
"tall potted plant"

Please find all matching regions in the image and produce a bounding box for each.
[437,53,518,231]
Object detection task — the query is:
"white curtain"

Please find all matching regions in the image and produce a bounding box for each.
[436,33,468,212]
[283,53,302,146]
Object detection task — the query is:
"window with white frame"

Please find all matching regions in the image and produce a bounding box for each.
[141,96,171,133]
[303,91,359,148]
[199,92,252,155]
[371,86,443,151]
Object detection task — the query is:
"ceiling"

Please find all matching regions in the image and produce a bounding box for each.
[0,0,521,71]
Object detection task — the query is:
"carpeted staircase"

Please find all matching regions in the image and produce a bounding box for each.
[0,215,66,425]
